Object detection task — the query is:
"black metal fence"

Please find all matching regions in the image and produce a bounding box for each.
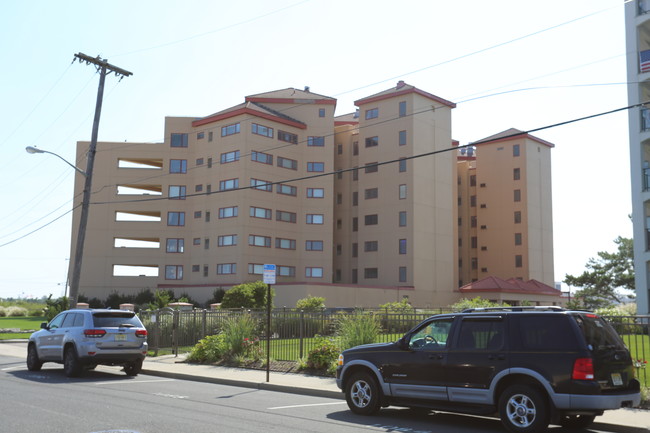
[139,309,649,385]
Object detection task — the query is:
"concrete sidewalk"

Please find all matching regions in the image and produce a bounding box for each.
[1,340,648,429]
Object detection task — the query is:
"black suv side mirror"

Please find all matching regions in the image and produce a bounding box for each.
[40,322,48,330]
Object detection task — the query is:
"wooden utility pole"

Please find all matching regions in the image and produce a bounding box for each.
[69,53,132,308]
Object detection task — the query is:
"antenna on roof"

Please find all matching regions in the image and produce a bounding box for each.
[304,86,310,92]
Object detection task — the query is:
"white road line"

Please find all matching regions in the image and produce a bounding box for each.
[94,379,176,386]
[268,402,347,410]
[1,366,23,371]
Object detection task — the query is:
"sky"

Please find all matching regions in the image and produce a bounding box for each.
[0,0,633,300]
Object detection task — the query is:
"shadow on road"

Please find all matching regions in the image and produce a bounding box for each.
[7,367,141,384]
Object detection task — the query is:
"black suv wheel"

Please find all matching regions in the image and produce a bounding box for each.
[64,346,82,378]
[124,359,143,376]
[498,385,549,433]
[26,344,42,371]
[345,372,381,415]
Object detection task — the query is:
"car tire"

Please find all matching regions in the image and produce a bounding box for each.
[345,372,381,415]
[63,346,82,378]
[498,385,549,433]
[124,359,143,376]
[26,344,42,371]
[559,414,596,429]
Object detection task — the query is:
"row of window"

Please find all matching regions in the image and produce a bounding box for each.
[164,235,326,251]
[459,233,523,248]
[363,101,408,120]
[166,209,326,226]
[458,255,524,271]
[164,264,325,280]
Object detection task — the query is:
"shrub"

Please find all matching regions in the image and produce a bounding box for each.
[6,306,28,317]
[304,335,340,370]
[337,311,381,350]
[221,313,261,359]
[221,281,272,309]
[296,295,325,311]
[187,334,227,363]
[0,306,6,317]
[43,295,69,321]
[379,298,414,313]
[450,297,508,312]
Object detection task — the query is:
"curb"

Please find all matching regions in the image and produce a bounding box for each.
[141,367,344,400]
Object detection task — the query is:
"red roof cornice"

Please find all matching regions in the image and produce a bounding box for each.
[192,107,307,129]
[474,132,555,149]
[245,97,336,105]
[355,88,456,108]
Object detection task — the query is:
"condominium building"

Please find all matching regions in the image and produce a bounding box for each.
[70,82,553,308]
[625,0,650,315]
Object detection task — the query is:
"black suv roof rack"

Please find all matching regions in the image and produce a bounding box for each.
[461,306,565,313]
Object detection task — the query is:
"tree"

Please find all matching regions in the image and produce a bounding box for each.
[564,236,634,310]
[296,295,325,311]
[220,281,273,309]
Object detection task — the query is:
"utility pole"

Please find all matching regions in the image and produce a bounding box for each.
[69,53,132,308]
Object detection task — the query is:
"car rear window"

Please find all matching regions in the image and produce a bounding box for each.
[512,315,579,351]
[92,312,143,328]
[573,314,625,351]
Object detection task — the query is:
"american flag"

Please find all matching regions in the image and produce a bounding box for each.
[641,49,650,73]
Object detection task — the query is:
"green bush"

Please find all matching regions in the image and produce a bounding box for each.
[43,295,69,321]
[337,311,381,350]
[304,335,340,370]
[450,297,508,312]
[0,306,6,317]
[187,334,227,363]
[6,306,28,317]
[296,295,325,311]
[221,281,272,309]
[222,313,262,359]
[379,298,414,313]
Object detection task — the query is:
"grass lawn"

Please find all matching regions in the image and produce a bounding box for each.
[0,316,45,330]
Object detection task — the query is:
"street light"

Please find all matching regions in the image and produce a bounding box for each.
[25,145,92,308]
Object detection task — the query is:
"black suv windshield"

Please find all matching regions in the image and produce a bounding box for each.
[574,314,624,351]
[92,312,142,328]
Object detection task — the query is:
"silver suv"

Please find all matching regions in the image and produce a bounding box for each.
[27,308,148,377]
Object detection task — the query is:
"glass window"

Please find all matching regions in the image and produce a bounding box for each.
[167,212,185,226]
[220,150,240,164]
[514,189,521,202]
[513,168,520,180]
[171,133,188,148]
[219,178,239,191]
[515,233,522,245]
[365,163,378,173]
[318,108,325,118]
[513,144,520,157]
[365,108,378,119]
[307,162,325,172]
[277,266,296,277]
[221,123,240,137]
[365,214,378,225]
[307,136,324,146]
[168,185,186,200]
[399,130,406,146]
[399,159,406,172]
[399,239,407,254]
[277,156,298,170]
[249,235,271,247]
[514,211,522,224]
[364,241,378,252]
[456,318,504,350]
[251,151,273,165]
[306,267,323,278]
[307,188,324,198]
[352,191,358,206]
[219,206,238,218]
[352,217,358,232]
[218,234,237,246]
[166,238,184,253]
[252,123,273,138]
[250,207,272,219]
[169,159,187,174]
[278,131,298,144]
[251,178,272,192]
[399,184,407,199]
[399,101,407,117]
[248,263,264,275]
[399,266,407,282]
[277,184,297,196]
[408,318,453,350]
[306,240,324,251]
[399,211,407,227]
[197,132,204,140]
[306,214,324,224]
[165,265,183,280]
[515,255,523,268]
[276,210,296,223]
[217,263,237,275]
[364,188,378,199]
[275,238,296,250]
[365,136,378,148]
[364,268,378,279]
[353,142,359,156]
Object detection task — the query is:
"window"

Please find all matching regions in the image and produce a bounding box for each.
[277,184,297,196]
[513,144,520,156]
[399,211,407,227]
[219,178,239,191]
[307,162,325,172]
[276,210,296,223]
[352,167,359,180]
[319,108,325,118]
[171,133,188,148]
[192,265,200,272]
[364,268,378,279]
[218,234,238,246]
[208,131,213,142]
[365,108,378,119]
[364,188,378,199]
[307,136,324,146]
[197,132,204,140]
[306,267,323,278]
[515,233,522,246]
[251,151,273,165]
[352,217,358,232]
[205,211,211,223]
[196,158,204,166]
[515,255,523,268]
[471,216,477,228]
[167,212,185,226]
[193,238,200,246]
[168,185,186,199]
[307,188,324,198]
[277,266,295,277]
[207,158,212,168]
[250,206,272,219]
[221,150,240,164]
[399,130,406,146]
[252,123,273,138]
[219,206,238,218]
[251,178,272,192]
[352,243,358,257]
[365,162,378,173]
[217,263,237,275]
[165,265,183,280]
[399,184,407,199]
[398,158,406,172]
[335,269,341,281]
[471,257,478,270]
[248,263,264,275]
[364,241,378,252]
[514,211,521,224]
[166,238,184,253]
[336,244,342,255]
[365,214,378,225]
[365,136,378,148]
[221,123,240,137]
[337,144,343,155]
[204,238,210,250]
[195,184,203,192]
[249,235,271,247]
[352,269,358,283]
[399,239,407,254]
[470,195,476,207]
[170,159,187,174]
[513,168,521,180]
[275,238,296,250]
[337,193,342,204]
[470,175,477,187]
[306,214,324,224]
[306,240,324,251]
[514,189,521,202]
[277,156,298,170]
[279,131,298,144]
[194,211,202,219]
[471,237,478,248]
[353,141,359,156]
[352,191,358,206]
[399,101,406,117]
[399,266,407,282]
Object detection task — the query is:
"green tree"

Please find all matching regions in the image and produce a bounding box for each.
[220,281,272,309]
[296,295,325,311]
[564,236,634,310]
[450,297,507,312]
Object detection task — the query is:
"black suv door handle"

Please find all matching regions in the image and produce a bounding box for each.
[488,354,505,361]
[428,354,444,360]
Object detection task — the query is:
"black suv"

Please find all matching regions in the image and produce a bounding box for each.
[336,307,641,432]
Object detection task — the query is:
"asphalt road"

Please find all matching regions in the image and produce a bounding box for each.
[1,352,648,433]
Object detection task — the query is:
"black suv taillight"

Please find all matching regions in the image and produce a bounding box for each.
[135,329,147,338]
[572,357,594,380]
[84,329,106,338]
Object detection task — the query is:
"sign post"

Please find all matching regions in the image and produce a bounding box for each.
[263,264,276,382]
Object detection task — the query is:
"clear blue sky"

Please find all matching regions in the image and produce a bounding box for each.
[0,0,631,299]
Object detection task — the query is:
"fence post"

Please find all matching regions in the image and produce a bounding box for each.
[299,309,305,359]
[172,309,179,357]
[153,309,160,357]
[202,308,207,339]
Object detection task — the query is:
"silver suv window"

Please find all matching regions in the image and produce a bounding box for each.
[92,312,142,327]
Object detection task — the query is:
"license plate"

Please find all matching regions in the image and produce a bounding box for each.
[115,334,127,341]
[611,373,623,386]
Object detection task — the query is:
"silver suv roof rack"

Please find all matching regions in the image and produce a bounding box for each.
[461,306,565,313]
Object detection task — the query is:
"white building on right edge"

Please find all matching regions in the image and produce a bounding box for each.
[625,0,650,314]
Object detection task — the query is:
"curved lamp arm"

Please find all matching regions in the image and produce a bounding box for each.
[25,146,87,176]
